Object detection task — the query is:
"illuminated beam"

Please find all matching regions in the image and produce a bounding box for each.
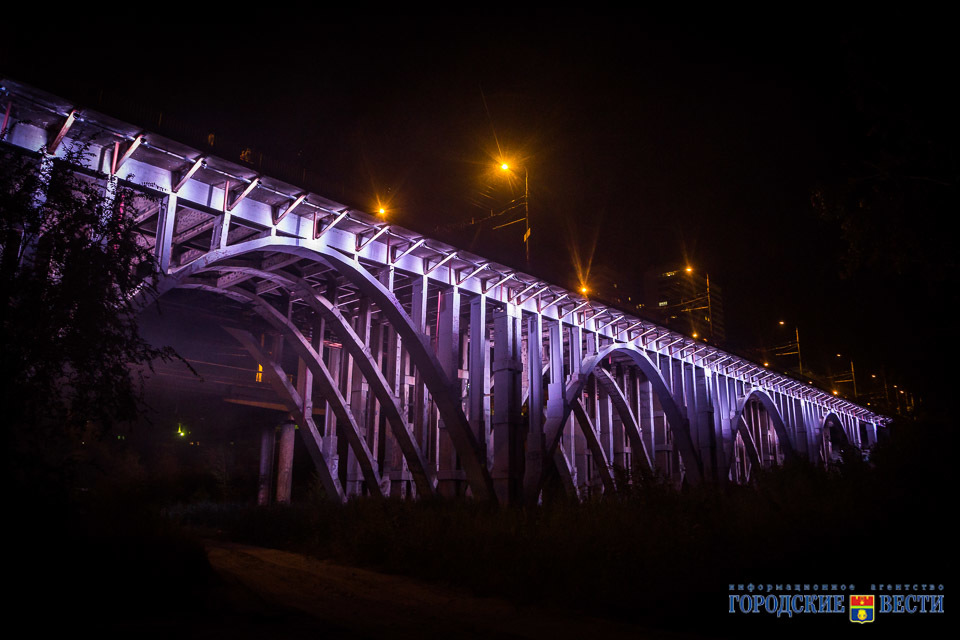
[518,284,549,306]
[621,320,643,338]
[423,251,456,276]
[457,262,488,286]
[597,314,623,332]
[540,293,567,312]
[274,193,306,225]
[133,204,161,225]
[660,336,684,351]
[391,238,424,264]
[482,271,514,293]
[47,109,77,153]
[356,224,390,251]
[313,208,349,240]
[0,101,10,138]
[227,177,260,211]
[172,216,217,244]
[510,280,540,303]
[558,299,590,320]
[113,135,143,174]
[173,157,204,193]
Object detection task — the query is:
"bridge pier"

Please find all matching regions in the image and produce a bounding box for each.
[257,425,276,506]
[492,304,523,505]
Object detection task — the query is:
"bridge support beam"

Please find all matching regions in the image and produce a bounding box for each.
[524,313,545,503]
[257,425,275,506]
[276,420,296,504]
[492,304,523,505]
[437,287,464,496]
[468,295,491,471]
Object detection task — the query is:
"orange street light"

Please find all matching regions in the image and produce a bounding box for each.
[497,160,530,265]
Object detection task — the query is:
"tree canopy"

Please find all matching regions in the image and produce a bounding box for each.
[1,145,174,486]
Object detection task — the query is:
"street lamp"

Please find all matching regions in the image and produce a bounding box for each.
[775,321,803,376]
[833,353,858,399]
[499,162,530,265]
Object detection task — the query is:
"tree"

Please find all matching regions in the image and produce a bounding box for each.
[0,144,174,492]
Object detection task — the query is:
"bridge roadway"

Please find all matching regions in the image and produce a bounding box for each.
[1,80,889,505]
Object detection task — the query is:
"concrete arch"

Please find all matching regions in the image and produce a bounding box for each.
[724,388,797,480]
[594,367,654,473]
[819,411,851,465]
[162,236,495,502]
[181,282,385,498]
[530,343,701,502]
[186,265,437,497]
[570,399,618,494]
[223,326,346,502]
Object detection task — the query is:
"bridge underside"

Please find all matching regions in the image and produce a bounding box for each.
[2,79,888,505]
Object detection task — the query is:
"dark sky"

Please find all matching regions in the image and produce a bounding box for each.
[3,14,955,411]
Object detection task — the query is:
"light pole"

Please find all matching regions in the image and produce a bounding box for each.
[500,163,530,265]
[775,321,803,376]
[833,353,858,399]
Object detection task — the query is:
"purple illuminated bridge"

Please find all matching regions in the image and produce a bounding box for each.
[1,80,888,505]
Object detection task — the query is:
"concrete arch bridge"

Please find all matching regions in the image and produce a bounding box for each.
[1,80,888,505]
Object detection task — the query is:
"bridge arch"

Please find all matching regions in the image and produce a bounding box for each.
[725,388,797,482]
[155,236,495,502]
[530,342,702,502]
[819,411,851,466]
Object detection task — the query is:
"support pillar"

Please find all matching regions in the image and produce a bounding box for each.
[468,295,491,469]
[523,313,545,500]
[155,192,177,273]
[437,286,463,496]
[492,304,522,505]
[275,420,296,504]
[257,425,275,506]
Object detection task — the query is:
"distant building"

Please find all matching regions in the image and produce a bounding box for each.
[642,264,725,343]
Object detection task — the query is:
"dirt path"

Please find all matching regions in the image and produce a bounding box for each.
[203,541,699,639]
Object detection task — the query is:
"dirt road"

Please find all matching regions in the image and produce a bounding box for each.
[199,541,697,639]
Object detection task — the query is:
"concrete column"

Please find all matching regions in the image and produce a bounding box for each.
[468,295,491,468]
[437,287,463,496]
[383,323,411,497]
[694,365,714,480]
[275,420,296,504]
[639,375,657,472]
[345,298,371,496]
[598,384,613,464]
[567,324,582,489]
[365,318,384,480]
[155,192,177,273]
[610,365,629,471]
[524,313,544,497]
[547,321,567,466]
[410,275,430,467]
[210,182,231,251]
[324,345,341,475]
[257,426,275,506]
[492,304,522,505]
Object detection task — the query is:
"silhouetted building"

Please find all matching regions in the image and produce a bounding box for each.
[643,264,725,343]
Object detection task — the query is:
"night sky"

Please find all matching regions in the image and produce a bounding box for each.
[3,14,955,412]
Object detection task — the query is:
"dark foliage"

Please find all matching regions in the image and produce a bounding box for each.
[174,417,953,635]
[0,145,175,498]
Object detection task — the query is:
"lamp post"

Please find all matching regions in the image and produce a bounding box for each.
[500,163,530,265]
[775,321,803,376]
[834,353,858,399]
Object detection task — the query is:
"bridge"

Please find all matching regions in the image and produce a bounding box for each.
[1,80,889,505]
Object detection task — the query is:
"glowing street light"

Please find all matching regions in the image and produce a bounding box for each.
[498,161,531,265]
[775,321,803,375]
